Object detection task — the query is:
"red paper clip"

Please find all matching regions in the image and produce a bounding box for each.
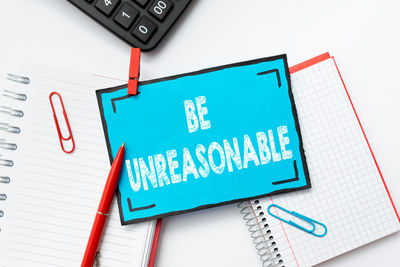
[128,47,141,95]
[49,92,75,154]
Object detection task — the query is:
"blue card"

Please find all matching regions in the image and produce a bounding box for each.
[97,55,310,224]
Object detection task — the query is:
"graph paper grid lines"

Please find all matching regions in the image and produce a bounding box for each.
[249,58,400,267]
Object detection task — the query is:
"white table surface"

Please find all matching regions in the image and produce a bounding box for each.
[1,1,400,266]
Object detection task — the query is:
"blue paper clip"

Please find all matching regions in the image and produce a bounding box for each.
[267,204,327,237]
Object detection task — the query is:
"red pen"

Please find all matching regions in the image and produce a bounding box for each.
[81,143,125,267]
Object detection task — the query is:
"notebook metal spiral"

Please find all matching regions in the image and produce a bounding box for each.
[0,73,28,231]
[238,200,284,267]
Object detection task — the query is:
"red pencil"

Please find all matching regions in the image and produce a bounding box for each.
[81,143,125,267]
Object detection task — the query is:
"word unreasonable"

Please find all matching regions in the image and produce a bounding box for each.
[125,96,293,192]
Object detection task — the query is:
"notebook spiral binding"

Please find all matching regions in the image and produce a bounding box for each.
[0,73,29,230]
[239,200,284,267]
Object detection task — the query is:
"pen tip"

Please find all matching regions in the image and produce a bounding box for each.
[122,142,125,148]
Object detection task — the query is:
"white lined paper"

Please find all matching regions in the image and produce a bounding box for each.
[0,64,155,267]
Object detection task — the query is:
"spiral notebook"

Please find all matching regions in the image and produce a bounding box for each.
[0,63,160,266]
[239,53,400,267]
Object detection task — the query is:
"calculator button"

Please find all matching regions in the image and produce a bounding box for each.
[114,3,139,29]
[95,0,120,16]
[148,0,173,21]
[134,0,150,7]
[132,16,157,43]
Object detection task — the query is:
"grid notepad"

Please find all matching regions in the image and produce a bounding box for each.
[240,55,400,267]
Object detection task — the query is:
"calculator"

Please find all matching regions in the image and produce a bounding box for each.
[67,0,192,51]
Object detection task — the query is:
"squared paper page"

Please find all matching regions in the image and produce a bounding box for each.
[0,64,155,267]
[249,58,400,267]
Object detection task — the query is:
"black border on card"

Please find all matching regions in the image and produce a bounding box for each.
[96,54,311,225]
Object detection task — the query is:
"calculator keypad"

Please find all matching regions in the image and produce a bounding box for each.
[95,0,120,16]
[148,0,173,21]
[132,16,157,43]
[113,3,139,29]
[134,0,150,7]
[67,0,191,51]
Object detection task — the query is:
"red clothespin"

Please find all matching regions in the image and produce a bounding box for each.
[128,47,141,95]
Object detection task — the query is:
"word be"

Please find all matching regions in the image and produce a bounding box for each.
[184,96,211,133]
